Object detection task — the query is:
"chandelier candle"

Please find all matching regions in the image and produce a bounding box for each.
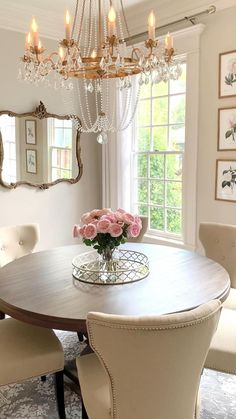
[31,18,39,48]
[148,10,156,40]
[65,10,71,41]
[165,32,173,50]
[108,6,116,37]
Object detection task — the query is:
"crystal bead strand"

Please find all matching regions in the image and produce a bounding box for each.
[120,83,141,131]
[83,77,94,127]
[77,79,92,131]
[86,0,93,56]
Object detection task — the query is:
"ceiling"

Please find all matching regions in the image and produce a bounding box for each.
[0,0,234,40]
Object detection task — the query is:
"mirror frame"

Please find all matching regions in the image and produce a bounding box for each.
[0,101,83,189]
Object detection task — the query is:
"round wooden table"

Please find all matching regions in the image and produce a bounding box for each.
[0,243,230,334]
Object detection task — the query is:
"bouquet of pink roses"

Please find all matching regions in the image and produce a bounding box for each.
[73,208,142,261]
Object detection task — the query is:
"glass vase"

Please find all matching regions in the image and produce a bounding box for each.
[99,247,118,282]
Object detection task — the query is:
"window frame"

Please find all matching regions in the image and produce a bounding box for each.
[130,24,205,250]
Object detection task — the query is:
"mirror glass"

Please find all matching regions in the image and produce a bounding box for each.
[0,102,82,189]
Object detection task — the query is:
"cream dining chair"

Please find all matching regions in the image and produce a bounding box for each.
[0,223,40,319]
[0,317,65,418]
[199,223,236,382]
[199,222,236,309]
[76,300,221,419]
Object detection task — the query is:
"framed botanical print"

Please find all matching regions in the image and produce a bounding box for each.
[26,149,37,174]
[219,50,236,98]
[218,107,236,150]
[25,120,36,145]
[215,159,236,202]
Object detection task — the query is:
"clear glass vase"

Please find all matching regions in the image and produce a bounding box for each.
[99,247,118,282]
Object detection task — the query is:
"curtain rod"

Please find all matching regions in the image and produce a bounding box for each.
[125,5,216,43]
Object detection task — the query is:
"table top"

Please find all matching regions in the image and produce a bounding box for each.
[0,243,230,333]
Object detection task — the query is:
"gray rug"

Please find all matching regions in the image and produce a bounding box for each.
[0,331,236,418]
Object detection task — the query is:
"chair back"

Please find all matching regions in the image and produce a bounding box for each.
[128,216,148,243]
[199,222,236,288]
[0,224,39,267]
[87,300,221,419]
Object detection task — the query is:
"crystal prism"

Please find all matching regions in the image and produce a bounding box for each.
[97,131,108,145]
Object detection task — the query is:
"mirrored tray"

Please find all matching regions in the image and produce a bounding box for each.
[72,249,149,285]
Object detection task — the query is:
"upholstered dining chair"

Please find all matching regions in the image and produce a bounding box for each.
[199,222,236,309]
[0,223,39,319]
[0,317,65,418]
[76,300,221,419]
[128,216,148,243]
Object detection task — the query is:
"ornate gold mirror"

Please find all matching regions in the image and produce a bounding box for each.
[0,102,83,189]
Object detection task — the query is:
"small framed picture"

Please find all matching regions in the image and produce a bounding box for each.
[215,159,236,202]
[218,107,236,150]
[219,50,236,98]
[25,120,36,145]
[26,149,37,174]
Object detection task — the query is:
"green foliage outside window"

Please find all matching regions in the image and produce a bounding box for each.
[135,64,186,236]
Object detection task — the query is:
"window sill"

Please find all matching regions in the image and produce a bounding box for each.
[143,233,188,250]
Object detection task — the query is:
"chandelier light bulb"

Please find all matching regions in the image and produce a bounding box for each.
[31,17,39,47]
[65,10,71,40]
[38,39,42,50]
[59,46,64,60]
[165,32,173,50]
[108,6,116,37]
[148,10,156,40]
[91,49,97,59]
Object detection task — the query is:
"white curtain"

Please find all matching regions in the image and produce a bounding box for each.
[102,81,134,212]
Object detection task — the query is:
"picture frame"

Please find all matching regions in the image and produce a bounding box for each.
[218,107,236,151]
[25,119,36,145]
[26,149,37,174]
[219,50,236,98]
[215,159,236,202]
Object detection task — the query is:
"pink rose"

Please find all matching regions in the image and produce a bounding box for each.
[81,212,94,225]
[79,226,86,237]
[114,211,124,222]
[73,225,80,238]
[101,214,117,223]
[122,212,135,225]
[97,219,111,233]
[84,224,97,240]
[127,223,141,238]
[117,208,126,213]
[109,223,123,237]
[134,215,142,228]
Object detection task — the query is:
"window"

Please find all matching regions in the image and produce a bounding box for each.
[132,63,186,239]
[47,118,73,181]
[0,115,17,183]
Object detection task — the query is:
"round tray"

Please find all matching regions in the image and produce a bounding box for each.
[72,249,149,285]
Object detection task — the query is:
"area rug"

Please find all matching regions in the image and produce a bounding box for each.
[0,331,236,418]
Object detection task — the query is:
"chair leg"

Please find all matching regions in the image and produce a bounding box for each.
[0,311,5,320]
[77,332,84,342]
[55,371,66,419]
[82,398,89,419]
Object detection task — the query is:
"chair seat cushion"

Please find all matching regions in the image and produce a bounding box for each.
[205,308,236,374]
[0,318,64,385]
[223,287,236,310]
[76,353,111,419]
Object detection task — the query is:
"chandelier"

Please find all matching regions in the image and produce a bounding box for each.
[19,0,182,144]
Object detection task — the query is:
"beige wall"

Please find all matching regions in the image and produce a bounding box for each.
[197,7,236,246]
[0,28,102,250]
